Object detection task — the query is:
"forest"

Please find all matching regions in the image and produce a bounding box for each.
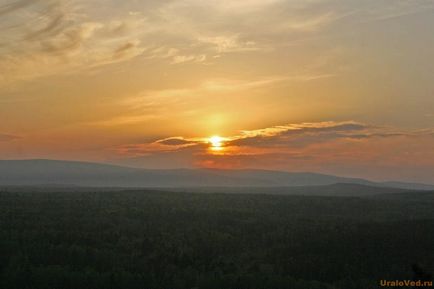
[1,189,433,289]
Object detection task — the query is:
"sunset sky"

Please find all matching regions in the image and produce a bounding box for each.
[1,0,434,183]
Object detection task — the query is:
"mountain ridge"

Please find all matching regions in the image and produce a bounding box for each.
[0,159,433,190]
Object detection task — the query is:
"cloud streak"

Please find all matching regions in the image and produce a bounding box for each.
[0,0,38,16]
[115,121,433,156]
[0,0,147,85]
[112,121,434,183]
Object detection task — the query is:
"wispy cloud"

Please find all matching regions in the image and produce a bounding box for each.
[116,137,203,156]
[0,0,38,16]
[197,35,261,53]
[363,0,434,22]
[228,122,371,147]
[156,137,198,146]
[0,0,147,85]
[0,0,351,85]
[3,0,432,87]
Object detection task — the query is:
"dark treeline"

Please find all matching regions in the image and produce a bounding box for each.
[1,190,433,289]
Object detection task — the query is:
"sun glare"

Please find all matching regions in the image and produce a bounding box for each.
[208,135,225,152]
[209,136,223,147]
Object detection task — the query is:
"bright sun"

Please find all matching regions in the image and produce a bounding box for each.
[209,135,223,148]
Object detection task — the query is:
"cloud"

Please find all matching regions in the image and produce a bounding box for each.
[39,22,103,54]
[3,0,431,86]
[141,46,207,64]
[112,121,434,178]
[222,122,434,152]
[112,40,144,60]
[0,1,147,86]
[0,0,366,85]
[363,0,434,22]
[171,54,207,64]
[156,137,198,146]
[0,0,38,16]
[111,121,387,156]
[197,35,260,53]
[229,122,371,147]
[275,12,338,33]
[25,12,67,41]
[116,136,204,156]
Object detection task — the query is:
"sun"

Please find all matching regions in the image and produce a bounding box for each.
[209,135,223,148]
[207,135,228,153]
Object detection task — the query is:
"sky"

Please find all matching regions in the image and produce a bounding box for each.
[1,0,434,183]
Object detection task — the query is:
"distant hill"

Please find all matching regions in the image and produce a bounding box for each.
[0,159,433,191]
[166,183,418,197]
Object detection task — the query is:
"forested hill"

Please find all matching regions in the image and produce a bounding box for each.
[1,189,433,289]
[165,183,426,196]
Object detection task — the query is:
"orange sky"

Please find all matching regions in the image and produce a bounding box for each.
[1,0,434,183]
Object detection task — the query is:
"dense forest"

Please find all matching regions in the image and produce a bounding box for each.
[1,189,433,289]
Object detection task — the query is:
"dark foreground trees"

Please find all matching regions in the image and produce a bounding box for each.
[1,190,433,289]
